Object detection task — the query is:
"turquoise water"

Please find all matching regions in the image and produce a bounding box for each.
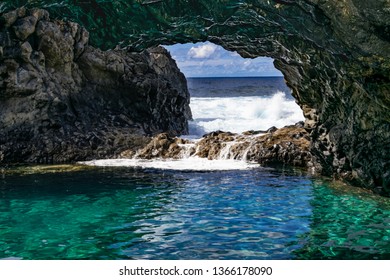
[0,166,389,260]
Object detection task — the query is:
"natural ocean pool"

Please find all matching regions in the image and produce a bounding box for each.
[1,165,389,260]
[1,77,389,260]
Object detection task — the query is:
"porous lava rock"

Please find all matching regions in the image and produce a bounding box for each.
[0,8,191,163]
[124,123,312,168]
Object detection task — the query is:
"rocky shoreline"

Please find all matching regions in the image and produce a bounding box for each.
[0,8,312,171]
[119,122,312,168]
[1,3,390,196]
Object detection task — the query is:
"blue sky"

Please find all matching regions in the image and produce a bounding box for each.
[164,42,283,78]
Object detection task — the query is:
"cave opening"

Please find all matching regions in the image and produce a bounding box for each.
[0,2,387,194]
[164,42,304,138]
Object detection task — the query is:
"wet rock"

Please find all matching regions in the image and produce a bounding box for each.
[1,1,390,194]
[127,124,312,168]
[0,7,26,28]
[1,10,18,28]
[29,8,49,21]
[13,16,37,40]
[131,133,190,159]
[266,126,278,134]
[242,130,266,136]
[244,125,312,167]
[19,41,32,62]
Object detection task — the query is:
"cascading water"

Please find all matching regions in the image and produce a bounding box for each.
[1,2,389,262]
[81,77,305,170]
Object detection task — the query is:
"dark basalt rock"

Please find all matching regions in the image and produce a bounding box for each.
[1,1,390,195]
[0,9,191,163]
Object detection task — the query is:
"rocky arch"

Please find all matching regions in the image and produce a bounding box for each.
[1,1,389,195]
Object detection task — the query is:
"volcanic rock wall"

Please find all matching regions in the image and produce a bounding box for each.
[1,1,389,195]
[0,8,191,163]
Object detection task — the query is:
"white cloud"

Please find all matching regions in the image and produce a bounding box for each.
[164,42,283,77]
[188,43,218,59]
[243,60,252,70]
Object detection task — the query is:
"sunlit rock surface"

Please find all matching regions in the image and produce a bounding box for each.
[124,123,312,168]
[1,1,389,195]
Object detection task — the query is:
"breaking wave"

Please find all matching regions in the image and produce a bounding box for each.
[189,91,303,136]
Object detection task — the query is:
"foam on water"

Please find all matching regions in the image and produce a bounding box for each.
[81,82,303,170]
[81,91,302,170]
[80,158,257,171]
[189,91,303,136]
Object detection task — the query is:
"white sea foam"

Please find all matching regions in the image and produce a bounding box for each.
[189,91,303,136]
[80,158,257,171]
[81,91,302,171]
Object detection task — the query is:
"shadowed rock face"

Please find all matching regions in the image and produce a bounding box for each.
[1,1,390,195]
[0,8,191,163]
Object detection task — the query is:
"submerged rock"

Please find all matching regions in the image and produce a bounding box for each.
[0,8,191,163]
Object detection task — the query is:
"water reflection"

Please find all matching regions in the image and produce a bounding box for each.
[293,180,390,259]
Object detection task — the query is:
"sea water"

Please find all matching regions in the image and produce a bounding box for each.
[1,166,390,260]
[1,77,389,260]
[187,77,303,136]
[83,77,303,169]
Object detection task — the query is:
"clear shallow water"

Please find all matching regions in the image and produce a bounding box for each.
[0,166,389,260]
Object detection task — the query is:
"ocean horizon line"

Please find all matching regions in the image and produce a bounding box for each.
[186,76,284,79]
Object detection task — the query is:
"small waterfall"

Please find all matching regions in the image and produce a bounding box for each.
[241,143,252,162]
[218,141,237,160]
[124,131,266,164]
[178,143,196,158]
[240,135,262,162]
[79,124,311,170]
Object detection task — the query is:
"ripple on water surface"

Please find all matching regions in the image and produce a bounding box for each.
[0,166,390,259]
